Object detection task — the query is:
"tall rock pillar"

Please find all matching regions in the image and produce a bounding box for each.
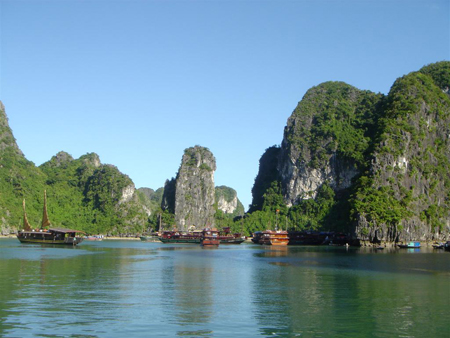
[174,146,216,231]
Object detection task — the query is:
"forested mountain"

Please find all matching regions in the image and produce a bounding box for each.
[0,102,153,235]
[249,61,450,243]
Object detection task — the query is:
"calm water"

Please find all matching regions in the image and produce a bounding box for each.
[0,239,449,338]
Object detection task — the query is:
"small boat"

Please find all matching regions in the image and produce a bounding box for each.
[259,230,289,246]
[444,241,450,252]
[201,228,220,246]
[84,235,104,241]
[397,241,421,249]
[140,233,159,242]
[432,242,445,249]
[217,227,245,244]
[17,191,84,246]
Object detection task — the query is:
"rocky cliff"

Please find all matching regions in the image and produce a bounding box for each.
[215,186,245,217]
[253,61,450,243]
[0,101,23,157]
[173,146,217,231]
[278,82,383,207]
[353,62,450,242]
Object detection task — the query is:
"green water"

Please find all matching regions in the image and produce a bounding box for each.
[0,239,449,337]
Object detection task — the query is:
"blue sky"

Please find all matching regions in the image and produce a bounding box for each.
[1,0,449,210]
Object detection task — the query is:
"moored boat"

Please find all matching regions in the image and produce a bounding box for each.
[18,228,85,245]
[218,227,244,244]
[201,228,220,246]
[397,241,421,249]
[259,230,289,246]
[251,231,263,244]
[158,230,202,243]
[432,242,445,249]
[17,191,84,246]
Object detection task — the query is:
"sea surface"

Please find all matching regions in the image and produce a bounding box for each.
[0,238,449,337]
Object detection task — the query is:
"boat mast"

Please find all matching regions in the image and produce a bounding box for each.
[22,199,32,231]
[41,190,51,229]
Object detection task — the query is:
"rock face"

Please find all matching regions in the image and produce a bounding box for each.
[0,101,23,156]
[253,61,450,243]
[249,146,280,212]
[215,186,245,217]
[353,62,450,242]
[277,82,382,207]
[174,146,217,231]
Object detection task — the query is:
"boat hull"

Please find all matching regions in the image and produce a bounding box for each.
[201,239,220,246]
[159,237,201,244]
[17,236,83,246]
[397,242,421,249]
[140,236,159,242]
[219,238,245,244]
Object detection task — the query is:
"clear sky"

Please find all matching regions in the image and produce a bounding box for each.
[1,0,449,210]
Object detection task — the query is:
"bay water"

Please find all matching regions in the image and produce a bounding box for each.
[0,238,448,337]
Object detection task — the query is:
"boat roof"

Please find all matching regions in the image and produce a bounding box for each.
[49,227,85,234]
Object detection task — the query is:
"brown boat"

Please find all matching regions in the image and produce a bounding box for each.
[217,227,245,244]
[159,230,203,243]
[17,191,84,246]
[259,230,289,246]
[201,228,220,246]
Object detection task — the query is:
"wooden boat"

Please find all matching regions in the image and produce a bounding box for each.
[251,231,263,244]
[17,192,84,246]
[158,230,202,243]
[217,227,245,244]
[18,228,85,245]
[397,241,421,249]
[259,230,289,246]
[201,228,220,246]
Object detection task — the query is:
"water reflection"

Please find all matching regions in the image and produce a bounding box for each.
[160,246,214,330]
[251,245,450,337]
[0,240,449,337]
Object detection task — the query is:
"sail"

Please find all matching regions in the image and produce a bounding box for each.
[41,190,51,229]
[22,199,32,231]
